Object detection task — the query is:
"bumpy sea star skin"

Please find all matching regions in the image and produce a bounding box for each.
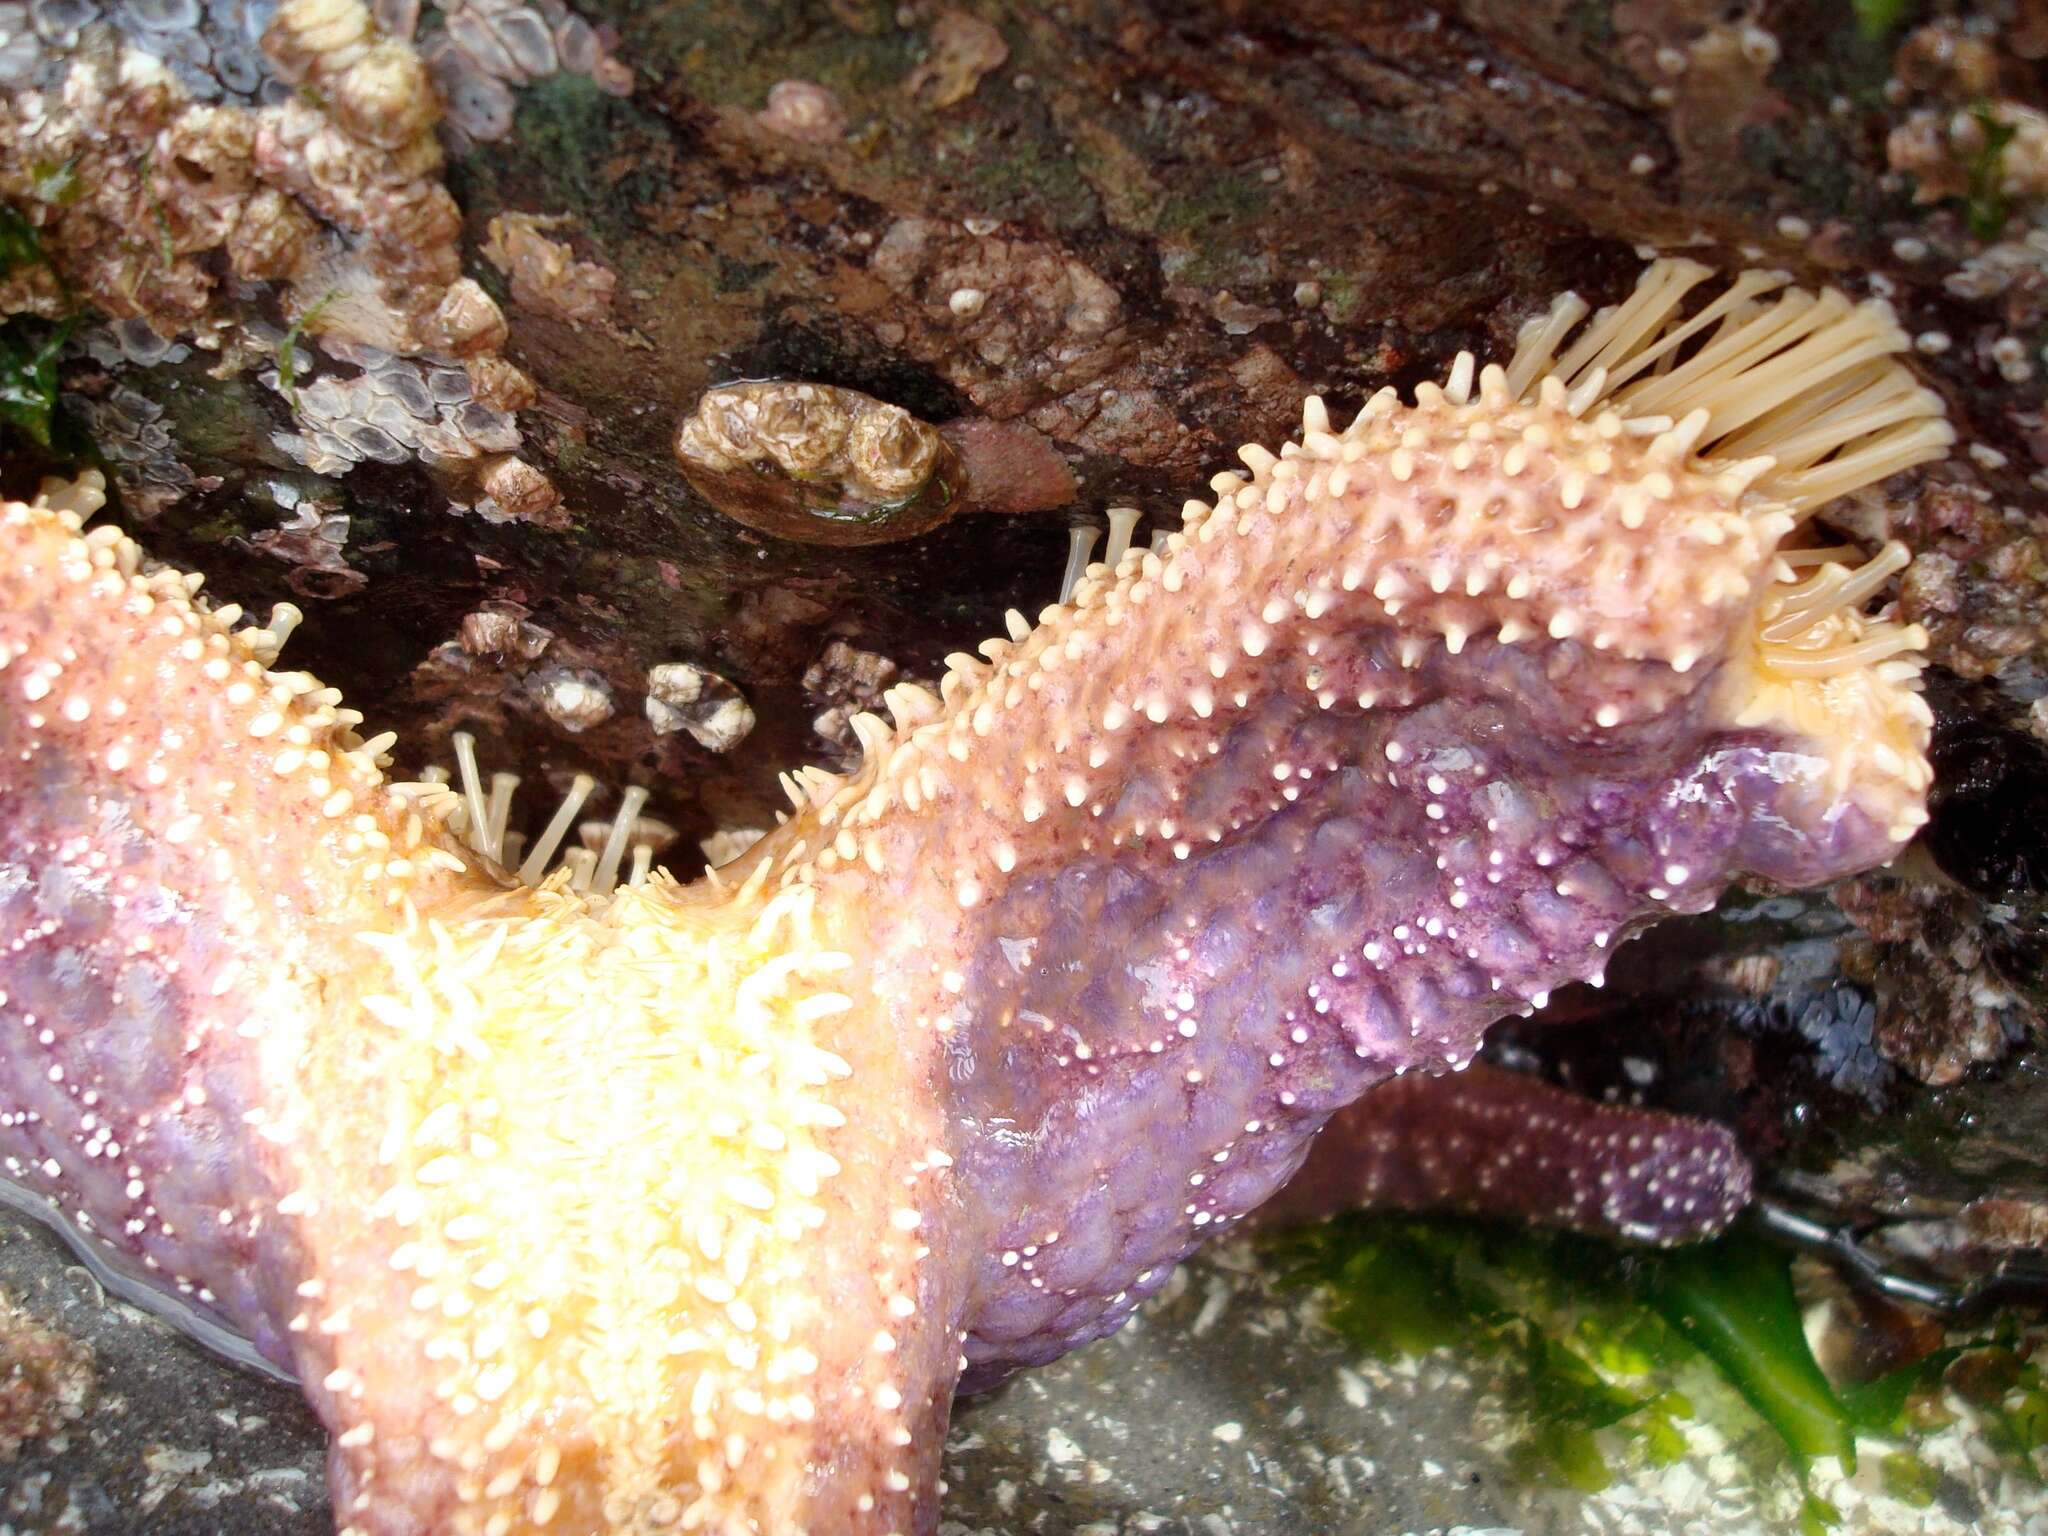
[0,261,1948,1535]
[1256,1063,1754,1242]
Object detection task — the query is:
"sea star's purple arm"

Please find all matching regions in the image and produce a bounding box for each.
[1253,1064,1753,1242]
[1,262,1946,1534]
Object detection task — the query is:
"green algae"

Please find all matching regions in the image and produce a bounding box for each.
[1642,1234,1854,1467]
[0,203,88,462]
[629,0,918,115]
[1965,107,2021,240]
[0,316,73,452]
[1278,1212,2029,1504]
[276,290,337,417]
[1851,0,1916,42]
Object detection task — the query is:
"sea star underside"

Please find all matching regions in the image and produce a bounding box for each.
[0,261,1950,1535]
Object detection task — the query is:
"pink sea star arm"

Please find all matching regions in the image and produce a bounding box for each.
[0,478,426,1369]
[0,262,1950,1536]
[1254,1064,1753,1242]
[0,481,957,1535]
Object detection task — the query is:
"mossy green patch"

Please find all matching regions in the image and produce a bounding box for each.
[1277,1211,2034,1503]
[628,0,917,114]
[1965,107,2021,241]
[1312,270,1372,327]
[1952,1332,2048,1478]
[956,123,1100,230]
[456,74,669,225]
[0,200,48,277]
[158,369,275,467]
[0,316,75,451]
[1851,0,1917,42]
[1277,1216,1729,1493]
[0,201,94,465]
[1159,174,1272,242]
[28,157,83,207]
[1737,121,1857,218]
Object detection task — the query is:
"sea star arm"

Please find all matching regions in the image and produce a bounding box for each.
[0,473,433,1371]
[1254,1063,1753,1243]
[0,476,958,1535]
[0,261,1951,1536]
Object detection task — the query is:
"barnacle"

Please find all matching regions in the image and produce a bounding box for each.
[755,79,848,145]
[422,0,633,144]
[0,0,539,508]
[645,661,755,754]
[674,379,964,546]
[482,213,616,328]
[269,337,522,485]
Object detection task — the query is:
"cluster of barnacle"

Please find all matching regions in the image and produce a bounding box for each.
[236,598,680,895]
[241,479,366,597]
[79,317,194,369]
[480,212,615,327]
[1618,3,1782,113]
[645,660,755,754]
[0,4,42,81]
[263,335,557,521]
[408,0,632,143]
[416,601,757,852]
[0,34,299,329]
[0,4,449,341]
[68,386,197,517]
[1886,13,2048,217]
[788,509,1160,764]
[1871,14,2048,401]
[0,0,254,94]
[0,0,572,512]
[674,379,963,546]
[3,0,279,99]
[802,638,908,765]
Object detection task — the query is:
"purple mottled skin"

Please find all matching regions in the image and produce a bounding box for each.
[947,674,1886,1385]
[1256,1063,1753,1239]
[0,265,1941,1535]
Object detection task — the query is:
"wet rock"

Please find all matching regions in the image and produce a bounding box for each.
[1926,689,2048,903]
[0,1288,91,1462]
[940,416,1077,514]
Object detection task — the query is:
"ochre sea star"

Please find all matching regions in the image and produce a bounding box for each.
[1,261,1949,1534]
